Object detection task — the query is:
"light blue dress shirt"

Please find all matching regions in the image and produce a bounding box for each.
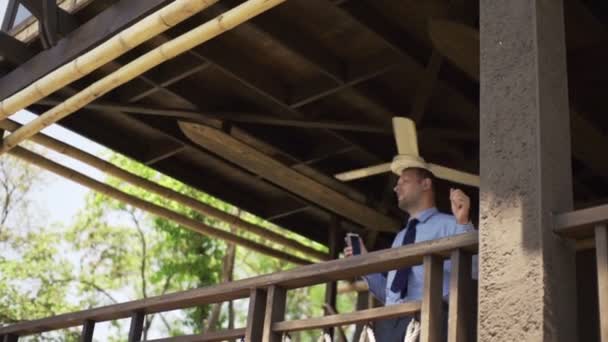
[364,207,475,305]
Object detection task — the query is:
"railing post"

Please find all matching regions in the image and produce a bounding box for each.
[448,249,473,342]
[596,224,608,342]
[127,311,145,342]
[324,216,340,338]
[420,254,444,342]
[2,334,18,342]
[80,320,95,342]
[263,285,287,342]
[245,288,267,342]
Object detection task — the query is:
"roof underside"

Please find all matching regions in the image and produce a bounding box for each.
[1,0,607,249]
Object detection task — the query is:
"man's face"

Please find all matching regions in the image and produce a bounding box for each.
[393,168,427,211]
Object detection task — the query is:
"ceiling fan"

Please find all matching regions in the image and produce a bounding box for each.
[334,117,480,187]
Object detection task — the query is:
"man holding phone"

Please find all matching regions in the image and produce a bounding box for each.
[343,155,475,341]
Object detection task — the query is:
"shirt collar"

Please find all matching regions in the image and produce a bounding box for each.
[409,207,438,224]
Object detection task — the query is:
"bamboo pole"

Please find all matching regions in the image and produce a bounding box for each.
[8,145,311,266]
[0,0,220,118]
[0,119,328,261]
[0,0,286,155]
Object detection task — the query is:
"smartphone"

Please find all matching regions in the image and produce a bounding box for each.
[346,233,361,255]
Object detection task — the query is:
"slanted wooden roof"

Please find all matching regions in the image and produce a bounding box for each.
[1,0,606,249]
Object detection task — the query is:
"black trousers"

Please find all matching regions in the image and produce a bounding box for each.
[373,304,448,342]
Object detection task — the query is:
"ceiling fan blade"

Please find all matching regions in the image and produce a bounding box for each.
[393,117,419,156]
[428,163,480,188]
[334,162,391,181]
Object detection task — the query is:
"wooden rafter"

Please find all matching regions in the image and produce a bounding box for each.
[0,31,34,65]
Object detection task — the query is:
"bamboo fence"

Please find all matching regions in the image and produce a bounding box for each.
[0,0,220,119]
[0,0,286,155]
[8,145,312,265]
[0,119,329,261]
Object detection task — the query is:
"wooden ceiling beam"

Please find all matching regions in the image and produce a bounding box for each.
[0,31,35,65]
[37,98,392,134]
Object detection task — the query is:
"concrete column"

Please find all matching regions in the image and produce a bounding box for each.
[479,1,577,341]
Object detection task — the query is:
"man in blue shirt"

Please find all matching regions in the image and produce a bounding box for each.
[344,158,474,341]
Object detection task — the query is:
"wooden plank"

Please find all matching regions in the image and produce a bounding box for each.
[0,232,477,336]
[147,328,246,342]
[245,289,267,342]
[127,311,145,342]
[554,204,608,239]
[596,224,608,342]
[447,250,473,342]
[80,320,95,342]
[179,122,399,232]
[273,301,421,332]
[420,255,444,342]
[263,286,287,342]
[37,98,390,134]
[0,0,173,99]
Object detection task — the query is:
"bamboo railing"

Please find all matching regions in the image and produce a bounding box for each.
[0,232,479,342]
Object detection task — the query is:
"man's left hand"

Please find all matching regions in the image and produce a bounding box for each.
[450,188,470,224]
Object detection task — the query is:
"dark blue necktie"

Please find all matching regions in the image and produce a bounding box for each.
[390,218,419,297]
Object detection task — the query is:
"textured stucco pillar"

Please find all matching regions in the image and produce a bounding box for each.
[479,1,577,341]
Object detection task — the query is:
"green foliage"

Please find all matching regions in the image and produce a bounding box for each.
[1,149,343,340]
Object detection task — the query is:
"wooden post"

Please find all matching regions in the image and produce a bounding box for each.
[420,255,444,342]
[324,216,340,338]
[352,290,370,341]
[245,288,267,342]
[2,335,18,342]
[127,311,145,342]
[263,285,287,342]
[80,320,95,342]
[448,250,473,342]
[596,224,608,342]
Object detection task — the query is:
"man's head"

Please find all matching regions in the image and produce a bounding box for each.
[393,167,435,214]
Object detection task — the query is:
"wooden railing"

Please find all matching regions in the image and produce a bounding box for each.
[0,232,478,342]
[554,203,608,342]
